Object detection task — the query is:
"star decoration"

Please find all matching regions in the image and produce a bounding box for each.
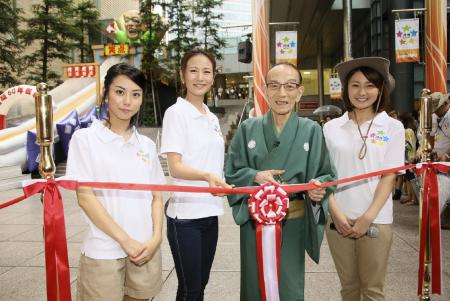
[396,31,403,38]
[410,29,418,37]
[282,37,290,43]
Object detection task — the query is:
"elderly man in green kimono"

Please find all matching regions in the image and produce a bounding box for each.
[225,62,336,301]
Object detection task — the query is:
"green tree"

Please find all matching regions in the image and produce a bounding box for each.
[167,0,198,93]
[22,0,78,86]
[0,0,23,88]
[193,0,225,60]
[139,0,170,126]
[73,0,101,63]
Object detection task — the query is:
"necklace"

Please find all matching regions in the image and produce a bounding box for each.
[354,113,376,159]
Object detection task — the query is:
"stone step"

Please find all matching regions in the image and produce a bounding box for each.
[0,165,23,179]
[0,174,30,191]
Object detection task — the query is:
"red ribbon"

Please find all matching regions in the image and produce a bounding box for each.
[415,163,450,295]
[249,184,288,301]
[0,162,445,300]
[21,179,75,301]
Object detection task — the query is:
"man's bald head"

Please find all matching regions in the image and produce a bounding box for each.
[266,62,302,84]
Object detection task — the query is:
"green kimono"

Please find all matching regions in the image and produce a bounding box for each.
[225,111,336,301]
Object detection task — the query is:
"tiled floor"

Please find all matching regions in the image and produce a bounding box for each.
[0,187,449,300]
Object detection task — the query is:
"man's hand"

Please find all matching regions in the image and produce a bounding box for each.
[330,209,354,237]
[254,169,285,185]
[307,179,325,203]
[130,237,161,266]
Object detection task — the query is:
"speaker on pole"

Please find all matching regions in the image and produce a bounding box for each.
[238,40,252,63]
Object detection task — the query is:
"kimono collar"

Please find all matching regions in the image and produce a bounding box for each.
[263,110,299,150]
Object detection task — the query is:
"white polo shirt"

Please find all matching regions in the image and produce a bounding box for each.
[161,97,225,219]
[65,119,166,259]
[431,109,450,157]
[323,111,405,224]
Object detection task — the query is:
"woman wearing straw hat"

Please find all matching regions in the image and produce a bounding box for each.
[323,57,405,301]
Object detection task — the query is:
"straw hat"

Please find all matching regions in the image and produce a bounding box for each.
[430,92,450,112]
[335,57,395,93]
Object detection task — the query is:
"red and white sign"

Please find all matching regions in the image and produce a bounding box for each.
[66,65,97,79]
[0,85,37,130]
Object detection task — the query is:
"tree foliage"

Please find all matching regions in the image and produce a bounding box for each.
[193,0,225,60]
[167,0,198,72]
[73,0,101,63]
[22,0,79,86]
[0,0,23,88]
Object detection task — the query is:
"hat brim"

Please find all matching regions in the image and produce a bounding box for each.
[434,92,450,111]
[335,57,395,93]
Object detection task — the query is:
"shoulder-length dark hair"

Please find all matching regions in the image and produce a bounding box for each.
[100,63,146,127]
[342,66,390,113]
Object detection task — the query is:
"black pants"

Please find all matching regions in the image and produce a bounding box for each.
[167,216,219,301]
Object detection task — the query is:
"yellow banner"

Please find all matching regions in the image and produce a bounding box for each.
[104,44,129,56]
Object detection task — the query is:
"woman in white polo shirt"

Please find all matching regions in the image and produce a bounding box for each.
[161,49,231,301]
[66,63,166,301]
[323,57,404,301]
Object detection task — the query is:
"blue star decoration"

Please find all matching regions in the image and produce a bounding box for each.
[410,29,418,37]
[290,41,296,48]
[383,136,390,142]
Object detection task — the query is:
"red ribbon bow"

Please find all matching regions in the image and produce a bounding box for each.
[415,162,450,295]
[23,180,75,301]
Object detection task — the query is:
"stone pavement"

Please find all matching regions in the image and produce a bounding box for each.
[0,186,449,301]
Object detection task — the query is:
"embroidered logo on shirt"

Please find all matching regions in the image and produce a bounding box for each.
[304,142,309,152]
[213,121,223,136]
[370,130,390,146]
[137,150,150,164]
[248,140,256,149]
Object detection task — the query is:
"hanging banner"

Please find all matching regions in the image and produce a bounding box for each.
[275,31,297,65]
[395,19,420,63]
[329,75,342,100]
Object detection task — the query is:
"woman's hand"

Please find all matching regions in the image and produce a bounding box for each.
[254,170,285,185]
[130,237,161,266]
[206,173,232,196]
[307,179,326,203]
[120,236,145,258]
[350,214,373,239]
[330,208,354,237]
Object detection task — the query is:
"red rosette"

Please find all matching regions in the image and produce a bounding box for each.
[248,183,289,225]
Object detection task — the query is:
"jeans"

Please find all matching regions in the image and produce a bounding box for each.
[167,216,219,301]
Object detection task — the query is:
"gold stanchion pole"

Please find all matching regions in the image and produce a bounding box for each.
[418,88,439,300]
[34,83,55,179]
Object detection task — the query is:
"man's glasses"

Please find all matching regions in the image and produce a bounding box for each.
[266,82,300,91]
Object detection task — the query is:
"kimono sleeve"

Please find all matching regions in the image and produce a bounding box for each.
[304,123,337,263]
[225,123,258,225]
